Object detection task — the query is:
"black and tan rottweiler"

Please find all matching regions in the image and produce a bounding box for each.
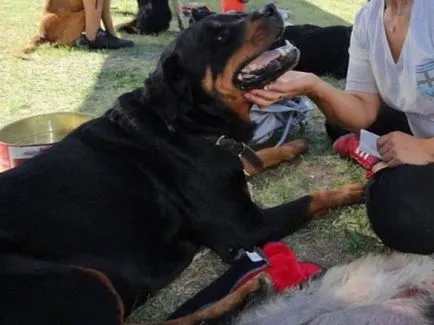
[0,5,363,324]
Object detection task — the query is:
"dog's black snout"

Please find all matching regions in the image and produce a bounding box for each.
[260,3,278,17]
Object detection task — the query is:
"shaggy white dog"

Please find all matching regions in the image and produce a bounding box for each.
[235,253,434,325]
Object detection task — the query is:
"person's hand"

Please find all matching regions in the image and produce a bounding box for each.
[243,70,319,107]
[377,131,434,167]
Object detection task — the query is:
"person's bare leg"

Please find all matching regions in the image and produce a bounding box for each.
[82,0,103,41]
[101,0,117,36]
[78,0,134,49]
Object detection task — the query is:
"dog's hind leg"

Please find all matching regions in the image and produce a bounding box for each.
[44,10,86,46]
[162,275,271,325]
[56,10,86,45]
[242,139,309,178]
[170,0,185,30]
[22,12,56,53]
[23,35,50,53]
[0,262,124,325]
[24,10,85,52]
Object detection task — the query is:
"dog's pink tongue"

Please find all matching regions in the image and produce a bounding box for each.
[242,50,281,72]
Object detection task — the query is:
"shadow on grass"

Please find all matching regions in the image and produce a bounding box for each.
[75,39,168,115]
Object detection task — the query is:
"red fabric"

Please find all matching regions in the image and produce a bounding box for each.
[221,0,246,12]
[365,170,374,180]
[234,242,322,292]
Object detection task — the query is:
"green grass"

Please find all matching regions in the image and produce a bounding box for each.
[0,0,384,322]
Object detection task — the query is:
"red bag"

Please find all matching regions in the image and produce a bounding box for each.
[221,0,247,12]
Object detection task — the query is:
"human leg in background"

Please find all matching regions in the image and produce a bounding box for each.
[83,0,103,41]
[77,0,134,49]
[101,0,117,36]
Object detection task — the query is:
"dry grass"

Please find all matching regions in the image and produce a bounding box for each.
[0,0,385,322]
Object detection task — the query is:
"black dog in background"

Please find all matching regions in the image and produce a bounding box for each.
[270,24,352,79]
[117,0,184,35]
[190,7,352,79]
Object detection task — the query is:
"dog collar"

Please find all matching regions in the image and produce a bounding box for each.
[208,135,264,170]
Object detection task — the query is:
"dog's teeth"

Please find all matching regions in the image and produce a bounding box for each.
[281,40,294,53]
[238,73,255,80]
[244,64,259,72]
[277,47,287,56]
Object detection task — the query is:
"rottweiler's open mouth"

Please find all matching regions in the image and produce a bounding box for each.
[234,40,300,91]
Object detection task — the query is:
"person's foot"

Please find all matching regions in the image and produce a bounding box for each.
[332,133,380,171]
[75,29,134,50]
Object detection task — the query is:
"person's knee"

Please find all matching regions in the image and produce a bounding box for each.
[366,166,434,254]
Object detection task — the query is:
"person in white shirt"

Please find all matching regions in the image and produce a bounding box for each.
[244,0,434,254]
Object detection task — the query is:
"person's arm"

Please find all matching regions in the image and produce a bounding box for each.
[308,80,381,134]
[289,4,382,134]
[246,71,382,134]
[246,5,381,134]
[321,7,383,134]
[421,138,434,162]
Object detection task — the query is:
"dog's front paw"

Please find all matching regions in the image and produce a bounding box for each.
[279,138,309,162]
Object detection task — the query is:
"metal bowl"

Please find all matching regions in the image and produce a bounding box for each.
[0,112,95,171]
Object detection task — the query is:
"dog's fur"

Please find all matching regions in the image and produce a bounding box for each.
[2,7,363,324]
[116,0,185,35]
[166,254,434,325]
[190,7,352,79]
[236,254,434,325]
[24,0,86,52]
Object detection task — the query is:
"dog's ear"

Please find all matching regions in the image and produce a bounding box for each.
[158,52,194,121]
[190,6,214,24]
[161,52,185,87]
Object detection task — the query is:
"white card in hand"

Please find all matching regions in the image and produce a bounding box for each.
[246,250,264,262]
[358,129,382,159]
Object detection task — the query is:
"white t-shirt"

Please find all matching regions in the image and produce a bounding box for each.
[345,0,434,137]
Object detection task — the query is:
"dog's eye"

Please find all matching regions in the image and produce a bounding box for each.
[215,30,229,43]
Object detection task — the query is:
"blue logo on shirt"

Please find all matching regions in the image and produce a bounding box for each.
[416,61,434,97]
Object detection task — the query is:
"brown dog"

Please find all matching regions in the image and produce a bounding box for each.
[24,0,86,52]
[25,0,186,53]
